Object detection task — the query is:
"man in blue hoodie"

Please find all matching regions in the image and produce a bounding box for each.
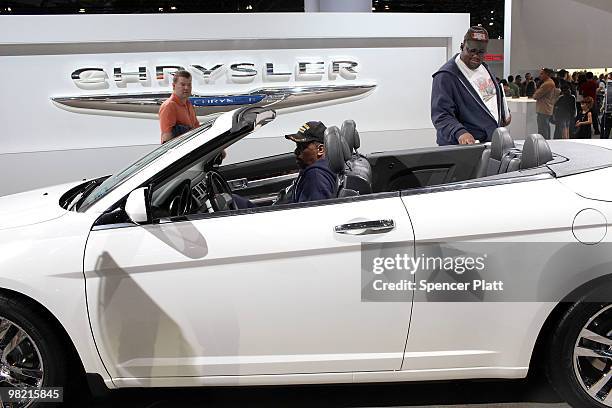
[431,27,511,146]
[284,121,337,203]
[232,121,337,209]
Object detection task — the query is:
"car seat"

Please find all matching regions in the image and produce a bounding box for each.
[475,127,516,177]
[520,133,553,170]
[340,120,372,194]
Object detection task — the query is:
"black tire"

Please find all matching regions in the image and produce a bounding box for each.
[547,284,612,408]
[0,294,68,408]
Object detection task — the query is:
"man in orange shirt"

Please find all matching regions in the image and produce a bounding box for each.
[159,70,200,143]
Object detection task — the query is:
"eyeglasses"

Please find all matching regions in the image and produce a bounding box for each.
[465,47,486,56]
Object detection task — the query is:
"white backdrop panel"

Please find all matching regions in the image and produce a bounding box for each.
[1,46,446,153]
[0,13,469,195]
[508,0,612,74]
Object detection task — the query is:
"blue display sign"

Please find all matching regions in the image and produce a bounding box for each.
[189,94,266,106]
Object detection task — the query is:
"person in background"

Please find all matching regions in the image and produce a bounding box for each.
[159,70,200,144]
[602,73,612,140]
[514,75,523,96]
[556,69,570,89]
[532,68,556,140]
[501,79,512,97]
[575,96,594,139]
[566,71,578,98]
[576,73,587,118]
[553,84,576,140]
[524,73,536,97]
[597,74,606,127]
[581,72,600,135]
[551,77,563,139]
[568,72,578,97]
[508,75,520,98]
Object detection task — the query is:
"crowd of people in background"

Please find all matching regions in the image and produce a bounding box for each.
[499,70,612,140]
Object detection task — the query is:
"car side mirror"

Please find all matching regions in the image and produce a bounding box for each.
[125,187,150,224]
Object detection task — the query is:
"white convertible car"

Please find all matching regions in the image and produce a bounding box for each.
[1,107,612,408]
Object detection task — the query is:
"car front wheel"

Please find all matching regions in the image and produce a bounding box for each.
[548,285,612,408]
[0,295,68,408]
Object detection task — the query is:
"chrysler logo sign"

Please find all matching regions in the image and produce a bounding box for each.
[70,60,360,88]
[51,59,376,118]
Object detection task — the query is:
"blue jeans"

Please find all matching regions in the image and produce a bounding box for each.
[537,113,552,140]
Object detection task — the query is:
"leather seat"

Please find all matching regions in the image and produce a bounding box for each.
[324,126,355,197]
[499,148,521,173]
[340,120,372,194]
[341,120,360,154]
[520,133,553,170]
[475,127,515,177]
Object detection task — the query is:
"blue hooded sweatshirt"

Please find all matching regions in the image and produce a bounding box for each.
[431,54,507,146]
[291,157,337,203]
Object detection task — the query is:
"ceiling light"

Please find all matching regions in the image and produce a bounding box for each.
[78,8,85,13]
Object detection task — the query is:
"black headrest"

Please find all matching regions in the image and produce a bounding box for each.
[491,127,515,160]
[324,126,348,174]
[520,134,553,169]
[341,120,360,152]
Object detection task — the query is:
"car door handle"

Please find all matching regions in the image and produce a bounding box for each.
[334,219,395,235]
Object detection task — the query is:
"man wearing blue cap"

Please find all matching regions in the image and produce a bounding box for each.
[283,121,337,203]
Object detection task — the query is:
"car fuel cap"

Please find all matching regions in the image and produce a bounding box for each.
[572,208,607,245]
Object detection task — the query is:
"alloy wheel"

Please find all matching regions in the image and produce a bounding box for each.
[573,304,612,406]
[0,316,44,408]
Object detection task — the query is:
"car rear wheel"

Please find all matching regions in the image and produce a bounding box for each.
[0,295,67,408]
[548,286,612,408]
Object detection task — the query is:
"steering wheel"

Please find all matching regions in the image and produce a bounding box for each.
[168,179,192,217]
[205,170,236,211]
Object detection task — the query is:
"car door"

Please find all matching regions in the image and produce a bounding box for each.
[399,174,588,374]
[84,193,414,380]
[220,152,299,206]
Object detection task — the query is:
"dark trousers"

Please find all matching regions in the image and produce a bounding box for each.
[602,115,612,139]
[537,113,552,139]
[591,104,600,133]
[553,121,562,139]
[232,194,256,209]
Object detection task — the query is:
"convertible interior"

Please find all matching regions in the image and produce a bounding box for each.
[148,120,557,218]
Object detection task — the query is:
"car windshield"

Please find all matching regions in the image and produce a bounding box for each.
[78,121,214,212]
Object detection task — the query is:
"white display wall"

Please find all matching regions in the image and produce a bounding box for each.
[0,13,469,196]
[506,0,612,75]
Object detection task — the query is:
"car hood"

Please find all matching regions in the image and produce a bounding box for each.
[0,181,80,231]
